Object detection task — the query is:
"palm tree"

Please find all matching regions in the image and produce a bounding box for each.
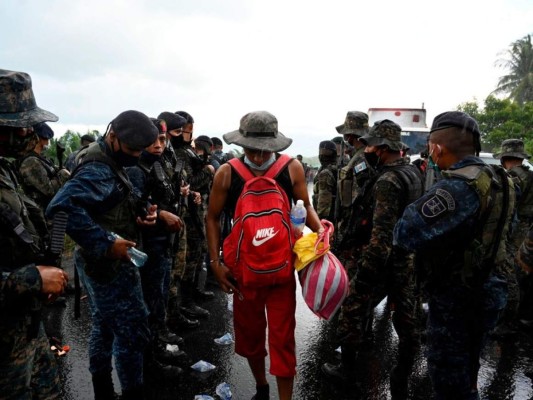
[493,34,533,105]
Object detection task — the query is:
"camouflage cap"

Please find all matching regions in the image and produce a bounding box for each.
[0,69,58,128]
[223,111,292,152]
[111,110,159,151]
[494,138,530,160]
[359,119,406,151]
[336,111,369,136]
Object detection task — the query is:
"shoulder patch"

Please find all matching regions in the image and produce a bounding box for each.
[418,188,456,222]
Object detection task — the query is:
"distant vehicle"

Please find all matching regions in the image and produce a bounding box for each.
[410,152,533,169]
[479,152,533,168]
[368,107,429,156]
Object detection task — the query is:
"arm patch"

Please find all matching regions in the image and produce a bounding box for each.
[418,188,456,223]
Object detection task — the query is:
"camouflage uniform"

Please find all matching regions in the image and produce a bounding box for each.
[394,112,515,400]
[313,141,338,222]
[324,120,423,388]
[495,139,533,325]
[17,151,69,210]
[0,69,61,399]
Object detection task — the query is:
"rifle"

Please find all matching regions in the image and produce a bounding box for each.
[56,141,65,169]
[333,139,346,249]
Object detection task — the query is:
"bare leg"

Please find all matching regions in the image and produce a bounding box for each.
[247,356,268,386]
[276,376,294,400]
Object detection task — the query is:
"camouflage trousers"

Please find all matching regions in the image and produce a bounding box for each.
[336,261,420,359]
[426,274,507,400]
[76,249,150,391]
[167,226,187,320]
[0,323,60,400]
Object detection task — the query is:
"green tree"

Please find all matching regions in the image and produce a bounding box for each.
[493,34,533,105]
[44,129,100,166]
[458,96,533,153]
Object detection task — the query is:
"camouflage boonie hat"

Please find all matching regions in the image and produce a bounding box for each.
[223,110,292,152]
[359,119,406,151]
[0,69,58,128]
[494,138,530,160]
[336,111,369,136]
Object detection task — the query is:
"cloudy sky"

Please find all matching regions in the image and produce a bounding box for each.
[1,0,532,156]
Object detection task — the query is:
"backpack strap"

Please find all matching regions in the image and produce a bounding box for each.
[265,154,292,179]
[229,154,293,182]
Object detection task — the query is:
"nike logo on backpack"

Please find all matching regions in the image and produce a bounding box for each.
[252,227,278,246]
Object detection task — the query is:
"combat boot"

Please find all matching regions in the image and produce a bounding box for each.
[250,383,269,400]
[121,385,144,400]
[167,311,200,330]
[156,325,184,346]
[194,286,215,300]
[92,370,119,400]
[154,342,191,368]
[321,345,357,381]
[180,283,210,319]
[144,358,183,380]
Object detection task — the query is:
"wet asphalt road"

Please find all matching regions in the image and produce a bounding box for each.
[43,251,533,400]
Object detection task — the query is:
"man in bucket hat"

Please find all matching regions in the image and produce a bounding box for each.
[47,110,159,399]
[394,111,515,399]
[336,111,371,244]
[323,119,423,398]
[206,111,323,400]
[492,138,533,338]
[0,69,67,399]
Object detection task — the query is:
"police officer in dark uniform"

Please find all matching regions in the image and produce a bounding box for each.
[394,111,515,400]
[0,69,68,399]
[322,120,423,399]
[47,110,159,400]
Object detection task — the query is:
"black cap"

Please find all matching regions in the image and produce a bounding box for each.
[195,135,212,154]
[111,110,159,151]
[175,111,194,124]
[319,140,337,153]
[157,111,187,132]
[211,136,223,147]
[34,122,54,139]
[430,111,480,137]
[80,134,96,143]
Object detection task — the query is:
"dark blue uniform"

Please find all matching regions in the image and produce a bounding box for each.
[394,156,512,400]
[47,140,150,392]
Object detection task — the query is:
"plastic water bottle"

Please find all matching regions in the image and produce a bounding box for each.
[290,199,307,238]
[197,261,207,291]
[111,232,148,268]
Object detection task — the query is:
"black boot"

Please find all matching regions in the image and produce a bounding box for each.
[154,342,191,368]
[194,286,215,300]
[321,345,357,381]
[167,311,200,331]
[92,370,118,400]
[180,282,210,319]
[156,325,184,346]
[144,358,183,380]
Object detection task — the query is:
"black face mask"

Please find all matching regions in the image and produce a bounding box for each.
[364,151,380,168]
[170,135,184,149]
[0,129,38,158]
[140,151,160,166]
[112,148,139,167]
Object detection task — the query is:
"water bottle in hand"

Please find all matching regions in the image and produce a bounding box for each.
[290,199,307,238]
[111,232,148,268]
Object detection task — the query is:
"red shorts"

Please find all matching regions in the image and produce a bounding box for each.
[233,277,297,377]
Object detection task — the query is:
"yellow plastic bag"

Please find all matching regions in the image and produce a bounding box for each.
[293,220,332,271]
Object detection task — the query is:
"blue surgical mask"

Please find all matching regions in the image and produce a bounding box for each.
[244,153,276,171]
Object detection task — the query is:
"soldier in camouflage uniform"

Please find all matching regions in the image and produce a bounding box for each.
[394,111,515,400]
[493,139,533,335]
[0,69,68,400]
[17,122,70,211]
[312,140,337,221]
[322,120,423,399]
[126,118,189,379]
[335,112,372,243]
[47,110,159,400]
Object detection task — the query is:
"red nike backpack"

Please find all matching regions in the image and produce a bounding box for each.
[223,154,295,288]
